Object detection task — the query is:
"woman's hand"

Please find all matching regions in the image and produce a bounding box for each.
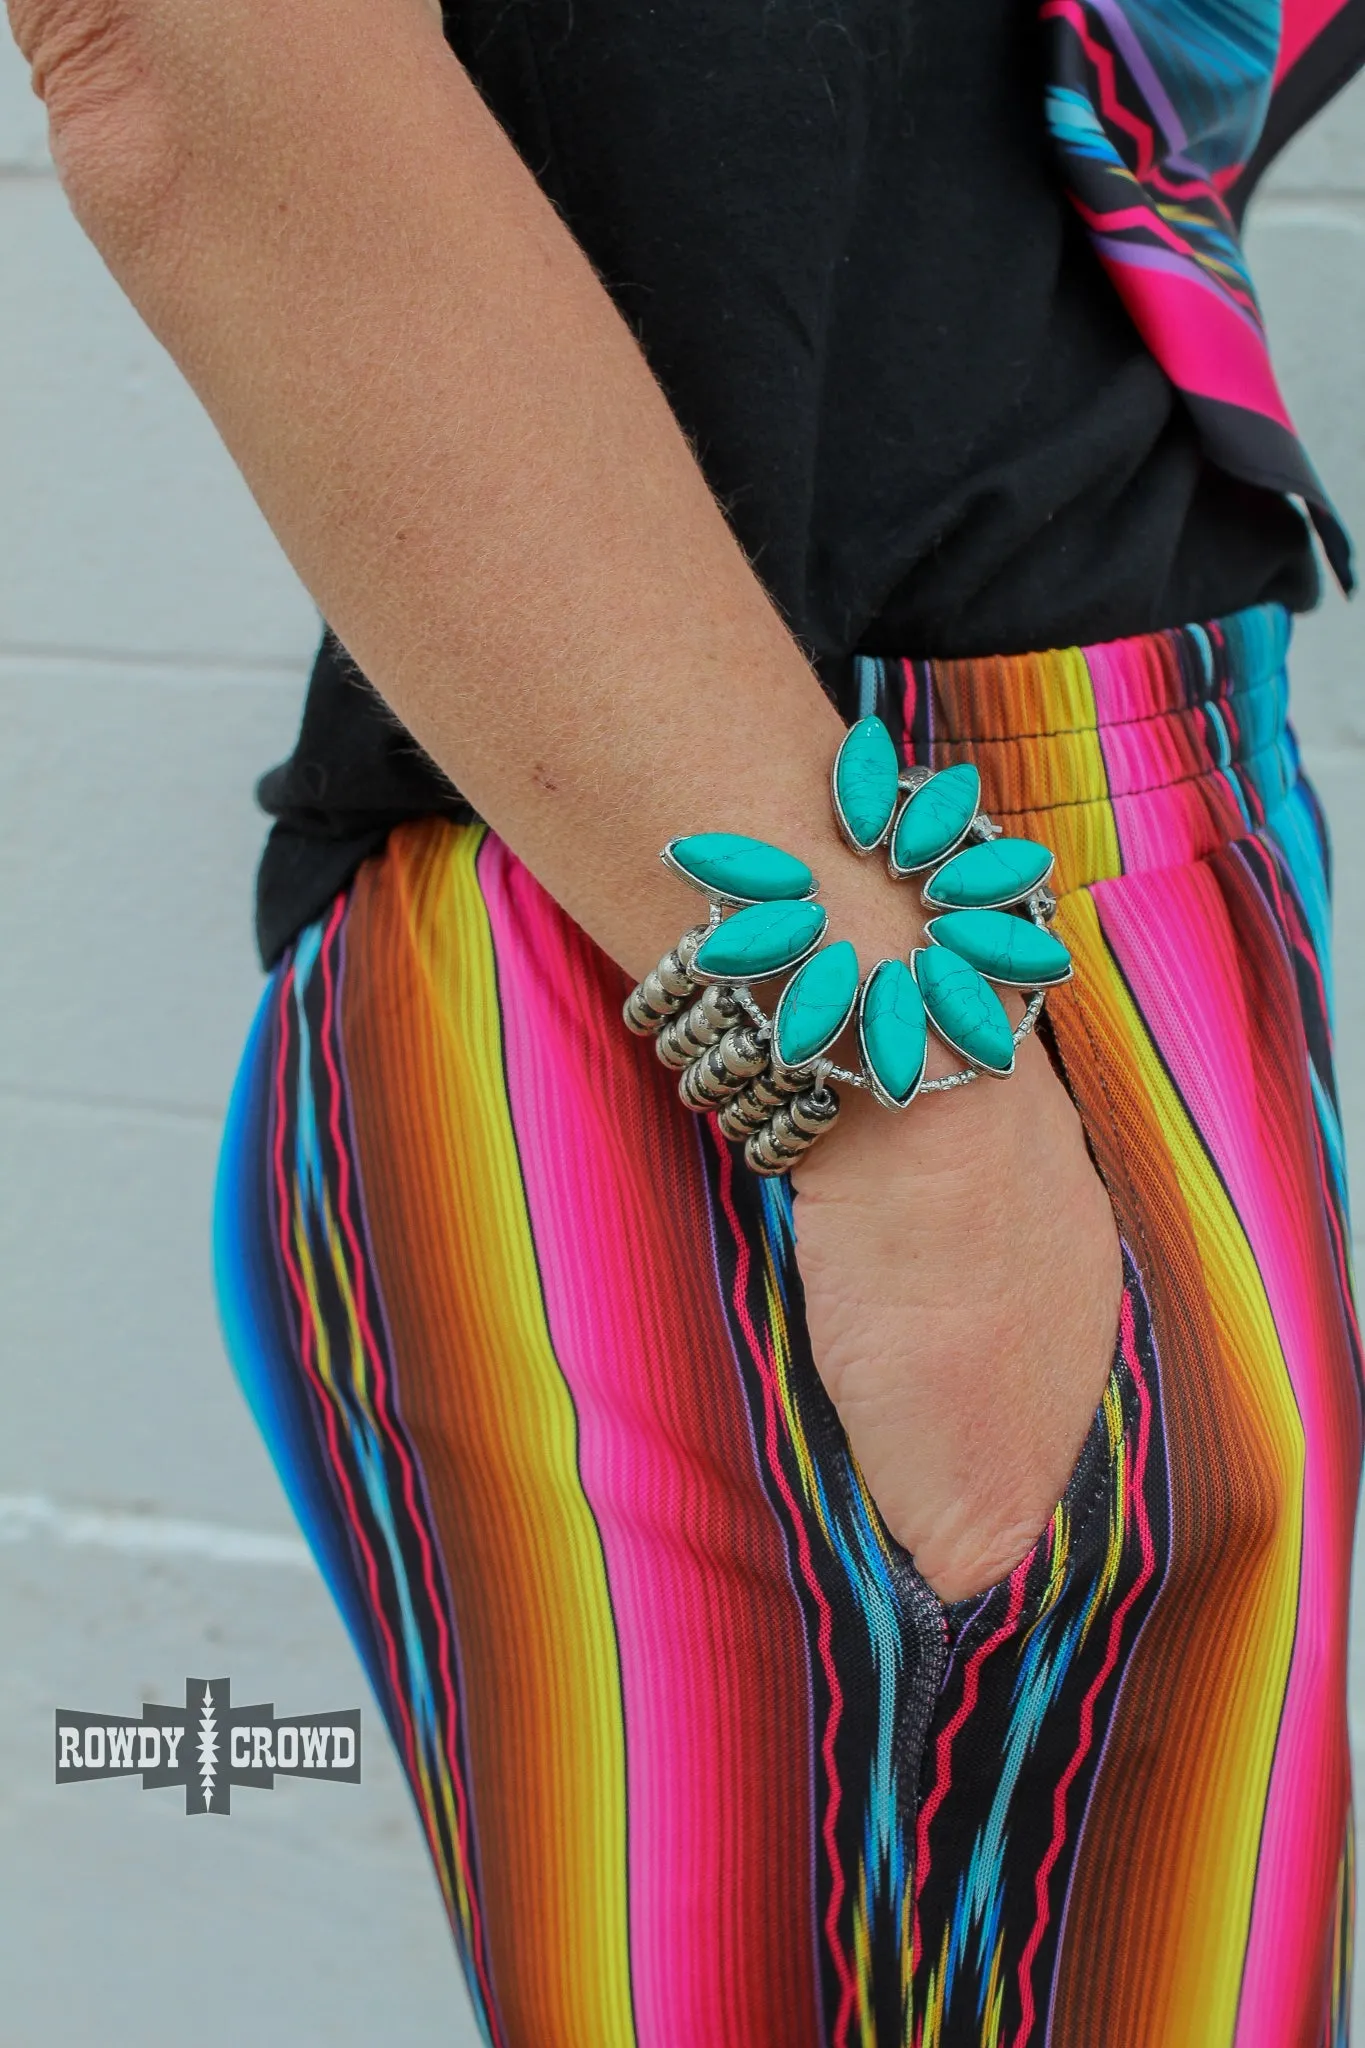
[792,1009,1123,1605]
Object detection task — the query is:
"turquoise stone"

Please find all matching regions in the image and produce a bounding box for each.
[890,763,981,874]
[913,946,1015,1075]
[665,833,816,905]
[773,940,860,1068]
[693,899,828,981]
[921,836,1054,911]
[857,958,928,1108]
[833,717,900,850]
[925,910,1073,988]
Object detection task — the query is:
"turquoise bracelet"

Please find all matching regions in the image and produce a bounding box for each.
[623,715,1073,1175]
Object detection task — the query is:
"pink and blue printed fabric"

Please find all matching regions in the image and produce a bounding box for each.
[1043,0,1365,590]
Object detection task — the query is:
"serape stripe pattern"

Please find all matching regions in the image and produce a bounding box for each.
[1042,0,1365,588]
[216,602,1360,2043]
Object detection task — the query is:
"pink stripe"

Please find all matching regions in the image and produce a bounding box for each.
[1277,0,1351,82]
[1095,258,1297,426]
[479,838,826,2048]
[1091,234,1262,328]
[1097,864,1356,2037]
[1082,626,1180,728]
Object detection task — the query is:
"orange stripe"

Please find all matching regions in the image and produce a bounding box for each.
[1047,892,1302,2044]
[342,824,637,2046]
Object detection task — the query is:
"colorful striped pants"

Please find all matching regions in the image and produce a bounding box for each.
[215,603,1361,2045]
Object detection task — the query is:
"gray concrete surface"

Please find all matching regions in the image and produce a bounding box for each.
[0,24,475,2045]
[1,18,1363,2045]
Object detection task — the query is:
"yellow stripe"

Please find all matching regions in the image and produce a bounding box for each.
[1059,895,1304,2044]
[352,824,636,2044]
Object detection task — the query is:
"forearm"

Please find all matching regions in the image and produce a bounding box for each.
[16,0,892,981]
[15,0,1128,1607]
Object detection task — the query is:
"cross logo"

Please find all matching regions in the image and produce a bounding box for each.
[54,1679,361,1814]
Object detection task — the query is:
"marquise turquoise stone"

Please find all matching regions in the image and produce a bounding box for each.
[666,833,816,904]
[693,899,828,980]
[834,717,900,850]
[913,946,1015,1075]
[925,910,1073,988]
[890,763,981,874]
[921,836,1054,910]
[857,958,928,1107]
[773,940,860,1068]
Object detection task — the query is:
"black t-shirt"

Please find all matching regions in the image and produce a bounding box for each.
[254,0,1317,966]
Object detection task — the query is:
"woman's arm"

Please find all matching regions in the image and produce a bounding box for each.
[11,0,1122,1599]
[15,0,880,977]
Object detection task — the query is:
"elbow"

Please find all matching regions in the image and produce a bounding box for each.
[7,0,183,262]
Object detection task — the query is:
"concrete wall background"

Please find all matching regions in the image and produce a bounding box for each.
[1,19,1362,2043]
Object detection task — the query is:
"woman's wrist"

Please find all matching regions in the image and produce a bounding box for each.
[630,713,1067,1179]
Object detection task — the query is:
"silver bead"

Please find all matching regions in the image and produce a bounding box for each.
[657,1008,714,1069]
[742,1086,841,1176]
[755,1118,809,1164]
[744,1126,799,1176]
[654,1016,696,1069]
[622,926,711,1035]
[716,1063,805,1136]
[716,1087,775,1140]
[782,1087,842,1142]
[697,985,742,1033]
[660,925,710,992]
[655,985,741,1069]
[678,1028,769,1111]
[623,983,672,1035]
[716,1025,768,1079]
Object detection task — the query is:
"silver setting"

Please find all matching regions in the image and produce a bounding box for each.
[830,733,897,855]
[732,985,772,1032]
[885,768,982,882]
[661,839,819,907]
[855,960,929,1113]
[918,1066,981,1096]
[917,992,1046,1091]
[769,952,859,1075]
[920,843,1056,913]
[634,746,1065,1170]
[921,915,1075,990]
[690,916,829,987]
[909,945,1016,1079]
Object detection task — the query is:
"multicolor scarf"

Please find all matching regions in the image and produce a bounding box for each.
[1043,0,1365,590]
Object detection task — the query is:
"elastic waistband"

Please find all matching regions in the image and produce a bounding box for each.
[845,603,1300,895]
